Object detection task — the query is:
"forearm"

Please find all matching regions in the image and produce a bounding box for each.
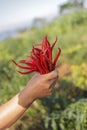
[0,91,33,130]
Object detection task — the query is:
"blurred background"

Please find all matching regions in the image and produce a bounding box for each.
[0,0,87,130]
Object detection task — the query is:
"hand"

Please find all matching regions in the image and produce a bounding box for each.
[19,68,58,107]
[0,69,58,129]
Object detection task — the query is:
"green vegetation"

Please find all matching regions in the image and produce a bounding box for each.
[0,9,87,130]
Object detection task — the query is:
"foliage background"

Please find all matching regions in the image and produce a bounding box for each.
[0,9,87,130]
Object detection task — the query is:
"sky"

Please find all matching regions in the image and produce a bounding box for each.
[0,0,68,32]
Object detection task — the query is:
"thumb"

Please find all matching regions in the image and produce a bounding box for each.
[44,68,58,80]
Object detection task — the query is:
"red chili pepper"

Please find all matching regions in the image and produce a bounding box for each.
[17,69,36,74]
[19,60,34,66]
[51,37,58,50]
[13,60,31,69]
[53,48,61,66]
[13,36,61,75]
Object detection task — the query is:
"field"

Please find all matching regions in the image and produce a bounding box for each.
[0,9,87,130]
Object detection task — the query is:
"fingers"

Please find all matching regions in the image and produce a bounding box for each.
[43,68,58,80]
[49,77,58,89]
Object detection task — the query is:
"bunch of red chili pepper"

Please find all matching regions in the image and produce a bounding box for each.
[13,36,61,75]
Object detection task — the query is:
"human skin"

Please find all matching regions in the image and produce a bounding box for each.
[0,69,58,130]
